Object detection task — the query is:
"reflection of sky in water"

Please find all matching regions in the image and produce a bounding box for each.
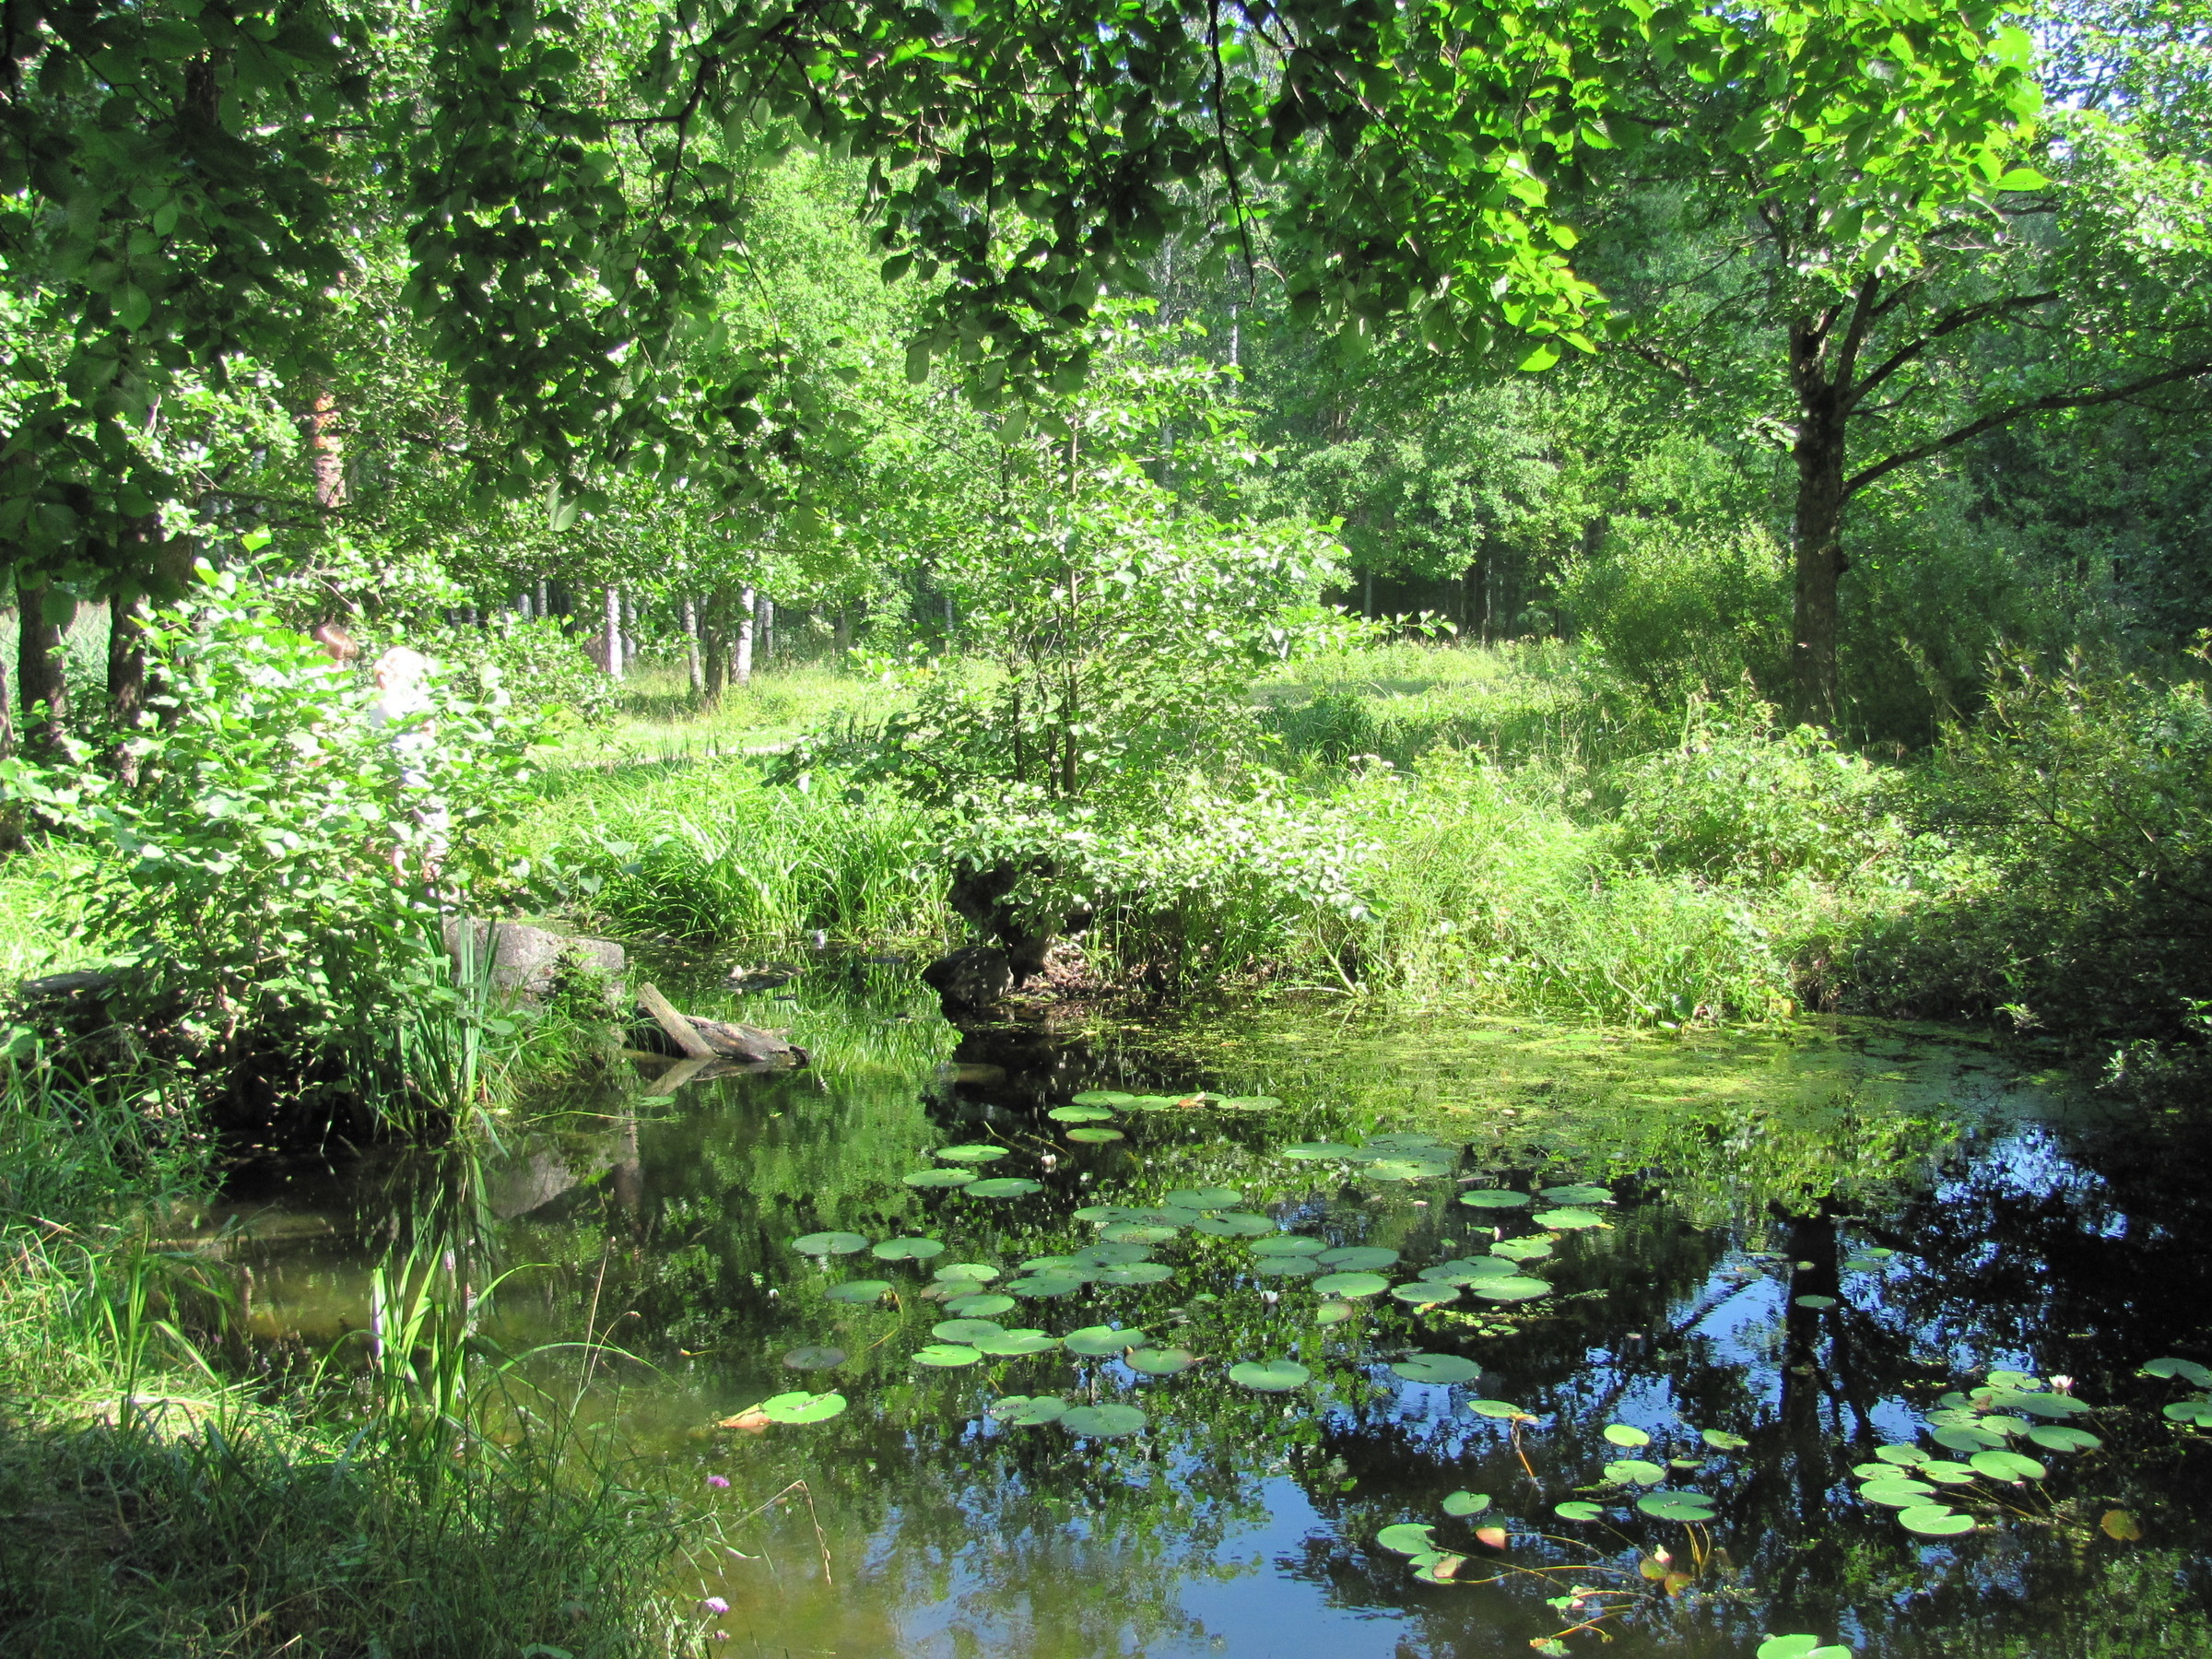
[206,1005,2212,1659]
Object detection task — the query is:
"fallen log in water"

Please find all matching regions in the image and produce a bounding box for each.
[636,982,807,1067]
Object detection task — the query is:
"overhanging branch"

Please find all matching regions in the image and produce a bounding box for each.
[1844,357,2212,497]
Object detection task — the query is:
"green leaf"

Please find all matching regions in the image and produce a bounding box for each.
[1516,342,1560,372]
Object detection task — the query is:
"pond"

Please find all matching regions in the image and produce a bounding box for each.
[201,969,2212,1659]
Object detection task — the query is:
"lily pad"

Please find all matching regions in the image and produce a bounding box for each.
[1919,1460,1978,1485]
[1049,1104,1117,1123]
[1392,1353,1480,1384]
[2143,1357,2212,1388]
[935,1263,1000,1283]
[1605,1458,1667,1486]
[1068,1090,1135,1107]
[1874,1443,1929,1466]
[1421,1257,1516,1284]
[1214,1095,1283,1112]
[1193,1213,1278,1236]
[1060,1403,1147,1437]
[2027,1425,2102,1453]
[1793,1294,1841,1310]
[792,1231,869,1256]
[1488,1237,1552,1262]
[1096,1263,1177,1286]
[993,1394,1068,1424]
[1315,1300,1358,1325]
[1125,1347,1198,1375]
[932,1318,1006,1342]
[964,1178,1042,1199]
[1253,1255,1324,1278]
[824,1278,893,1304]
[1391,1281,1462,1306]
[1312,1271,1391,1299]
[1073,1205,1133,1223]
[1603,1423,1651,1448]
[1362,1158,1454,1182]
[1539,1184,1613,1205]
[1757,1640,1852,1659]
[1468,1276,1552,1302]
[1064,1324,1145,1357]
[1376,1523,1438,1555]
[1007,1275,1087,1299]
[1249,1235,1329,1256]
[1970,1449,2046,1482]
[872,1236,945,1261]
[782,1347,845,1371]
[945,1292,1018,1318]
[975,1329,1059,1357]
[1283,1142,1360,1160]
[913,1343,982,1368]
[1442,1490,1492,1517]
[1932,1423,2007,1453]
[1229,1359,1312,1393]
[1066,1126,1125,1144]
[935,1144,1009,1164]
[1162,1187,1241,1210]
[1535,1207,1606,1230]
[1700,1429,1750,1451]
[758,1391,847,1424]
[1470,1399,1529,1419]
[2163,1398,2212,1427]
[1100,1223,1180,1244]
[1458,1190,1532,1209]
[1074,1242,1153,1265]
[1636,1490,1717,1522]
[1317,1246,1400,1270]
[1898,1506,1975,1535]
[1555,1500,1606,1523]
[903,1169,978,1187]
[1860,1480,1938,1507]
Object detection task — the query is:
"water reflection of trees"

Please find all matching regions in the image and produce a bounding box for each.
[217,1003,2212,1659]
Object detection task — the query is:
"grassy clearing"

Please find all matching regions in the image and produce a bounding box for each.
[543,660,902,771]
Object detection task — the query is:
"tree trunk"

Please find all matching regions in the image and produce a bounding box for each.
[603,585,624,679]
[700,588,730,711]
[106,514,175,782]
[1791,416,1849,728]
[759,594,774,666]
[735,585,756,687]
[833,606,852,656]
[18,571,71,756]
[307,388,346,512]
[683,595,703,698]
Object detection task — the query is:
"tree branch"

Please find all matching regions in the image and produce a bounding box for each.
[1846,291,2061,409]
[1845,358,2212,497]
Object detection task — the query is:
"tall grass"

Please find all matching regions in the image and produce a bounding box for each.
[526,759,953,951]
[0,1057,705,1659]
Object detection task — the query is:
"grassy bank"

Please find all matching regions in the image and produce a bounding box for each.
[0,1058,703,1658]
[516,640,2206,1062]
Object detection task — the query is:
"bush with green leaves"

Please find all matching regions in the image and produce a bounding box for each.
[411,614,618,731]
[1838,661,2212,1041]
[935,777,1381,990]
[1605,692,1911,888]
[1,568,542,1058]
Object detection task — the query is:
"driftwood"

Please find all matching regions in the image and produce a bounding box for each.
[636,982,807,1067]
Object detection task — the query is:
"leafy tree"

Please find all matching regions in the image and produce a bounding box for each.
[1575,6,2212,722]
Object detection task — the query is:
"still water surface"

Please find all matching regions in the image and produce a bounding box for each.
[207,973,2212,1659]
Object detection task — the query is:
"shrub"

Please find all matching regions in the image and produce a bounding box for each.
[2,568,542,1059]
[1606,691,1909,888]
[1837,662,2212,1041]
